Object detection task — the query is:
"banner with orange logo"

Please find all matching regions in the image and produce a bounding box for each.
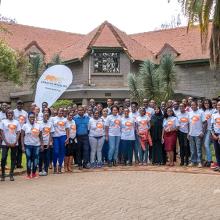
[34,65,73,108]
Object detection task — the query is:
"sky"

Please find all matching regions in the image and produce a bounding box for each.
[0,0,187,34]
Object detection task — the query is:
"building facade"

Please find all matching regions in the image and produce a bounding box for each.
[0,21,219,107]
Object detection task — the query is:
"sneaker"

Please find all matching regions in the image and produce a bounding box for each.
[188,162,194,167]
[25,175,32,180]
[58,166,62,174]
[97,162,103,168]
[143,162,147,166]
[43,171,48,176]
[10,175,15,181]
[213,166,220,171]
[39,172,44,176]
[32,173,39,179]
[197,163,202,168]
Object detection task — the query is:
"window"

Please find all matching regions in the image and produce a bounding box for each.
[93,52,120,73]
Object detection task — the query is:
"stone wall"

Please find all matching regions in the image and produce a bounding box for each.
[174,62,220,98]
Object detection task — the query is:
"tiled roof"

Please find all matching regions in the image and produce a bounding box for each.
[130,24,211,62]
[0,22,84,62]
[61,21,154,62]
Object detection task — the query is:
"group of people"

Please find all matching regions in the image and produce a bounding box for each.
[1,96,220,181]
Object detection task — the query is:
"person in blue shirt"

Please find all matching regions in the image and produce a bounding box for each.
[74,106,90,169]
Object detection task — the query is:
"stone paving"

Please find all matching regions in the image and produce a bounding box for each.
[1,168,220,220]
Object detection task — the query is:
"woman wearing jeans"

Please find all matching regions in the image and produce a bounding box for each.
[0,109,21,181]
[105,105,121,167]
[121,108,135,166]
[203,99,214,167]
[51,108,69,174]
[89,110,105,168]
[211,101,220,172]
[21,112,43,179]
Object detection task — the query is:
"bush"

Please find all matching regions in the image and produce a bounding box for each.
[52,99,73,109]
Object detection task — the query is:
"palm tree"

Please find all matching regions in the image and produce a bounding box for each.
[158,54,176,101]
[139,60,159,101]
[179,0,220,69]
[127,73,143,104]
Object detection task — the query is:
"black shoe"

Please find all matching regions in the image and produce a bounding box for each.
[180,161,184,166]
[1,176,5,181]
[206,162,211,167]
[78,166,83,170]
[108,161,112,167]
[58,166,62,174]
[113,161,117,167]
[16,165,23,169]
[128,162,132,166]
[10,175,14,181]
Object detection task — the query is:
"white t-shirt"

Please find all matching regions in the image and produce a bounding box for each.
[40,121,54,145]
[52,116,68,137]
[145,107,155,119]
[211,112,220,134]
[189,110,206,136]
[177,112,189,134]
[129,111,139,122]
[173,108,180,116]
[121,116,135,140]
[0,111,6,121]
[88,118,105,137]
[105,115,121,136]
[0,119,21,145]
[136,115,150,131]
[13,109,28,127]
[163,116,180,131]
[67,120,76,139]
[204,109,214,131]
[22,122,42,146]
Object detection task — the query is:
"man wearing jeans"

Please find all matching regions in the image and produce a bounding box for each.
[188,101,207,168]
[74,106,90,169]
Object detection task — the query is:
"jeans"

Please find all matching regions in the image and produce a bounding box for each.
[139,144,149,163]
[39,146,50,173]
[189,136,202,163]
[178,131,190,163]
[89,136,104,163]
[25,145,40,175]
[204,130,212,162]
[77,135,90,166]
[1,146,17,176]
[53,135,66,167]
[133,133,140,162]
[121,140,134,163]
[213,138,220,166]
[108,136,121,162]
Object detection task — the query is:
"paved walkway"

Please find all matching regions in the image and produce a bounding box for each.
[1,169,220,220]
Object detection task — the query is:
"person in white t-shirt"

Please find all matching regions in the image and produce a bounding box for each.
[211,101,220,171]
[21,112,43,179]
[203,99,214,167]
[13,100,28,169]
[51,108,69,174]
[0,109,21,181]
[177,103,190,166]
[188,101,207,168]
[101,108,109,163]
[0,103,8,122]
[65,112,76,172]
[39,112,54,176]
[89,110,105,168]
[121,108,135,165]
[105,105,121,167]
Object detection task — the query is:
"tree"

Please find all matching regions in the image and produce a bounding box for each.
[52,99,73,109]
[47,53,62,68]
[128,54,176,103]
[139,60,160,101]
[0,41,29,85]
[127,73,143,104]
[158,54,176,101]
[179,0,220,69]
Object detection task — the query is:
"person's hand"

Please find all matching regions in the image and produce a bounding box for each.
[22,146,25,153]
[10,143,16,148]
[40,145,44,151]
[212,134,218,141]
[161,138,164,144]
[106,136,109,142]
[199,133,204,138]
[65,139,69,145]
